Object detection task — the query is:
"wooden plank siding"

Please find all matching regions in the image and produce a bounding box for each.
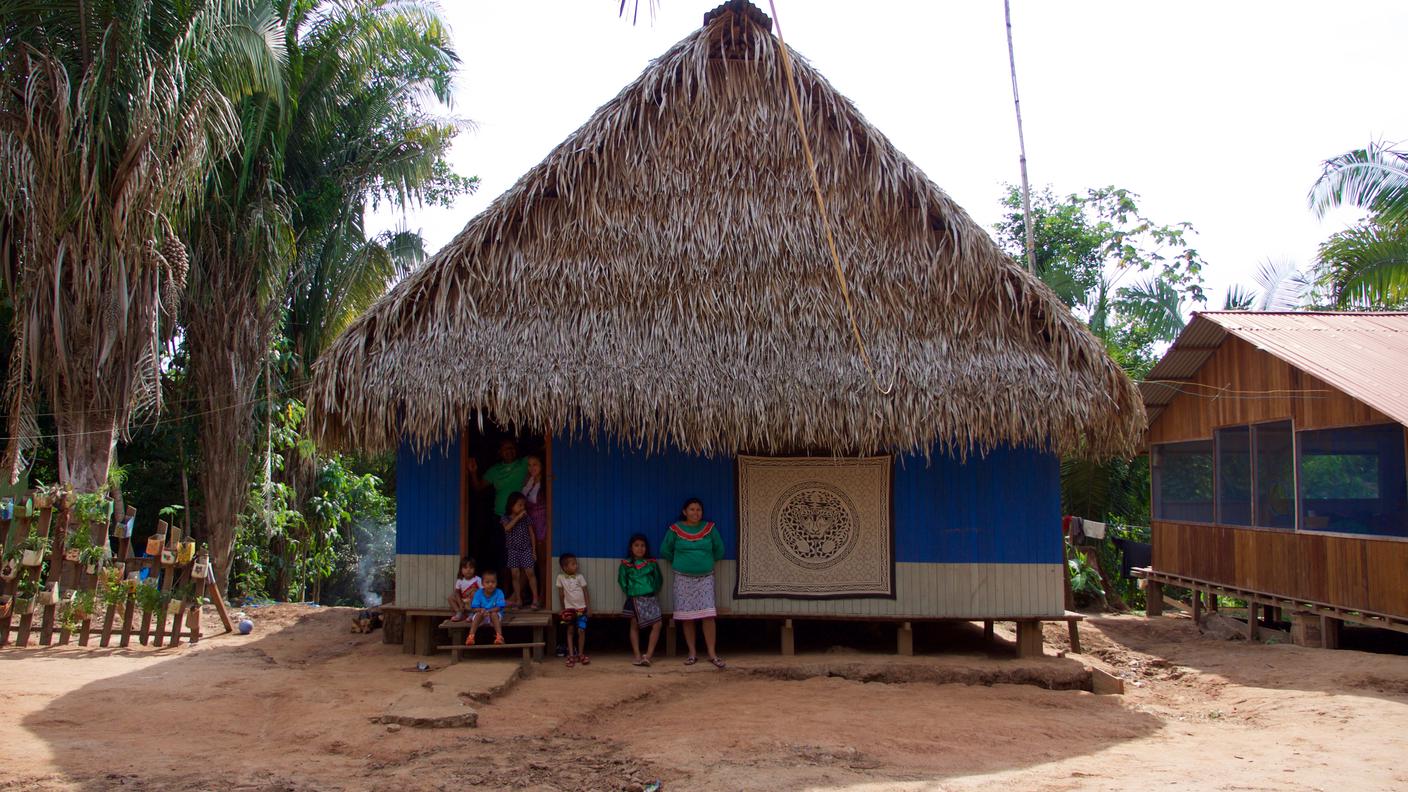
[1148,333,1408,620]
[1153,521,1408,618]
[1147,335,1391,445]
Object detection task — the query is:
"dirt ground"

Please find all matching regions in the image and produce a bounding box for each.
[3,605,1408,791]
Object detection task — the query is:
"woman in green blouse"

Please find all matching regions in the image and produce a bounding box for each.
[660,497,726,669]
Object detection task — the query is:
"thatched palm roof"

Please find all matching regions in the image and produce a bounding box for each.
[308,0,1143,459]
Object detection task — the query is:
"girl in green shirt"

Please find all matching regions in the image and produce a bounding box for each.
[618,533,664,666]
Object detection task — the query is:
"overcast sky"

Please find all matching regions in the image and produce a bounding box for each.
[371,1,1408,310]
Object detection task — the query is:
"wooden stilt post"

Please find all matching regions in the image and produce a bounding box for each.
[1146,582,1164,616]
[781,618,795,656]
[1067,619,1081,654]
[1321,616,1342,650]
[897,621,914,657]
[1247,602,1260,641]
[1191,588,1203,625]
[983,619,994,641]
[1015,620,1043,658]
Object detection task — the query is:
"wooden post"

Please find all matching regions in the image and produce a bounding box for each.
[415,615,433,656]
[100,602,119,647]
[983,619,994,641]
[119,598,136,647]
[1146,582,1164,616]
[1015,620,1043,658]
[189,568,208,644]
[665,617,677,658]
[1208,593,1219,613]
[40,501,66,646]
[1321,616,1342,650]
[1247,602,1260,642]
[781,618,795,656]
[1191,588,1203,625]
[199,566,234,634]
[1067,619,1081,654]
[897,621,913,657]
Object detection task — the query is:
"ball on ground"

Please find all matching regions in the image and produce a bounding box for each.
[238,618,254,635]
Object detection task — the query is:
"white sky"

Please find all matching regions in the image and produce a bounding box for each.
[372,0,1408,310]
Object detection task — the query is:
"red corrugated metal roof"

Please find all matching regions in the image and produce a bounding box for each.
[1141,312,1408,428]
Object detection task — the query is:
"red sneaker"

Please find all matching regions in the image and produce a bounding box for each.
[464,632,476,646]
[493,633,505,645]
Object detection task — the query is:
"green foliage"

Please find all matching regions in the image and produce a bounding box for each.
[135,582,168,615]
[100,574,131,608]
[72,492,109,527]
[998,184,1207,548]
[1308,143,1408,307]
[1066,540,1105,605]
[22,527,50,554]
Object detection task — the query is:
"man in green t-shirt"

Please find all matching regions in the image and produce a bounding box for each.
[469,438,529,516]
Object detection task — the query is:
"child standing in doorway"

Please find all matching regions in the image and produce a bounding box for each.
[447,557,481,622]
[502,493,542,610]
[465,570,507,645]
[618,534,664,666]
[557,553,590,666]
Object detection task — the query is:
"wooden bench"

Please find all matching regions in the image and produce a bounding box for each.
[389,608,551,660]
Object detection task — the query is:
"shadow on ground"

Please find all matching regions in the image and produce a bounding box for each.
[2,606,1172,791]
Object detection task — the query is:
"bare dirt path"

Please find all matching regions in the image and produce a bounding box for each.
[2,606,1407,791]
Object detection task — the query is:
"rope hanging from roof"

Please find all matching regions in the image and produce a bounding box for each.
[765,0,893,396]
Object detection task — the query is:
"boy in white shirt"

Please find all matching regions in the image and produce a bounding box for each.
[556,553,590,666]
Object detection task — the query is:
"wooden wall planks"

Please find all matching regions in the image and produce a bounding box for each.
[1153,520,1408,618]
[1148,336,1392,445]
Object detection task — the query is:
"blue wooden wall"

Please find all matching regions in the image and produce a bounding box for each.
[549,436,1060,564]
[395,436,461,555]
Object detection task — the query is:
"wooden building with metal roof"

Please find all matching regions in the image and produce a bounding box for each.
[1139,311,1408,645]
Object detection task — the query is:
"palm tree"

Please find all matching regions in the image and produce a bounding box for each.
[184,0,467,578]
[1222,259,1308,311]
[1308,142,1408,307]
[0,1,282,491]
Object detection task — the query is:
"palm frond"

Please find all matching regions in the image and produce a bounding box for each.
[1309,142,1408,225]
[1250,258,1307,311]
[1222,284,1256,310]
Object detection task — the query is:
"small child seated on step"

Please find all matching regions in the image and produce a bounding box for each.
[465,570,507,646]
[448,556,482,622]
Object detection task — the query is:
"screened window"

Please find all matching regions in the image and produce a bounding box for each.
[1254,421,1295,529]
[1154,440,1214,522]
[1216,426,1252,525]
[1298,423,1407,537]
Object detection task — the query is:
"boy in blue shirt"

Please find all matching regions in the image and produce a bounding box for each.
[465,570,507,645]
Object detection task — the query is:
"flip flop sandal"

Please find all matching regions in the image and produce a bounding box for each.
[684,656,698,666]
[565,656,576,668]
[579,655,591,665]
[641,656,652,667]
[632,658,649,666]
[709,657,727,669]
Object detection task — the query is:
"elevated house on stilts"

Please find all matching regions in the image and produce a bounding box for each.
[307,0,1143,658]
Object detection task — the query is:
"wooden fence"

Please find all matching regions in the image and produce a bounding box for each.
[0,493,233,648]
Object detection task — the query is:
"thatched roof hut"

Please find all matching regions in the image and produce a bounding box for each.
[308,0,1141,460]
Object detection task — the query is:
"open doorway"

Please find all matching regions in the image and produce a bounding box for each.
[463,426,550,609]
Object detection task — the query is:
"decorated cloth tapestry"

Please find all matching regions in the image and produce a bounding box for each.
[735,455,894,599]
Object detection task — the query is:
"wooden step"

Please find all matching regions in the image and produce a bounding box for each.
[436,642,544,651]
[438,640,546,666]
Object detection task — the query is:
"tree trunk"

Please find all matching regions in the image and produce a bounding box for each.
[55,413,116,492]
[186,303,266,586]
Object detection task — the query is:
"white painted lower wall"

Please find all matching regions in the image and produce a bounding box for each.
[395,553,1063,618]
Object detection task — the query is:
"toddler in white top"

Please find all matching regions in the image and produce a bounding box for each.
[448,557,482,622]
[556,553,590,666]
